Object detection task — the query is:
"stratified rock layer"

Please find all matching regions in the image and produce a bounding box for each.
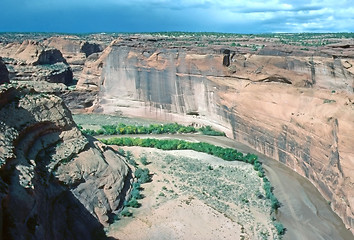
[0,40,73,85]
[43,36,103,80]
[0,85,129,239]
[77,38,354,234]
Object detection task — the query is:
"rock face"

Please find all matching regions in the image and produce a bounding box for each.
[76,38,354,233]
[0,57,9,84]
[0,40,73,85]
[0,85,129,239]
[43,37,103,80]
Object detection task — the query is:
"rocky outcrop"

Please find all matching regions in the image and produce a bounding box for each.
[0,57,9,84]
[0,85,129,239]
[0,40,66,65]
[0,40,73,85]
[75,39,354,233]
[43,37,103,80]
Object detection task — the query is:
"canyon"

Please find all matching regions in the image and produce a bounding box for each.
[75,33,354,235]
[0,32,353,239]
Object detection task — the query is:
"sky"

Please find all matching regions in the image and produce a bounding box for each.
[0,0,353,33]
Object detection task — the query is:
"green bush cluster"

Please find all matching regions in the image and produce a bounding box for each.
[82,123,197,136]
[125,151,137,167]
[263,177,281,210]
[134,168,151,183]
[120,208,132,217]
[81,123,225,137]
[101,137,257,162]
[199,125,225,136]
[273,221,286,235]
[140,155,149,165]
[121,165,151,217]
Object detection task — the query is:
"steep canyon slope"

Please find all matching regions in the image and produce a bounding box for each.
[0,83,129,239]
[75,34,354,234]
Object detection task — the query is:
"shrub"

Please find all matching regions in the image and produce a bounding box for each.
[274,222,286,235]
[198,125,225,136]
[135,168,151,183]
[140,155,149,165]
[132,182,141,190]
[117,148,125,156]
[131,188,143,199]
[79,122,228,136]
[121,208,132,217]
[125,198,140,208]
[126,151,137,167]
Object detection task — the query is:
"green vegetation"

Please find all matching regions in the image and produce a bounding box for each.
[273,222,286,235]
[134,168,151,184]
[101,137,255,162]
[81,122,225,137]
[199,125,226,136]
[116,151,152,218]
[120,208,132,217]
[323,99,336,104]
[101,137,281,211]
[126,151,137,167]
[139,155,149,165]
[82,123,196,135]
[124,197,140,208]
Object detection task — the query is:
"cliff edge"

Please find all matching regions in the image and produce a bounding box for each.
[0,84,129,239]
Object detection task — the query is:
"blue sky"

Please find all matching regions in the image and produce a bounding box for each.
[1,0,353,33]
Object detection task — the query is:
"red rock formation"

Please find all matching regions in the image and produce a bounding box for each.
[43,36,103,80]
[0,40,73,85]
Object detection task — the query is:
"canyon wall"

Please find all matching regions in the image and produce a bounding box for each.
[0,40,73,84]
[77,39,354,233]
[0,84,130,239]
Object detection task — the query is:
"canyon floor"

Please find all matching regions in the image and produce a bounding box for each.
[74,114,354,240]
[107,147,275,240]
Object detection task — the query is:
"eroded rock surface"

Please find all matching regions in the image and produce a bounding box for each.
[0,85,129,239]
[0,40,73,85]
[43,36,103,80]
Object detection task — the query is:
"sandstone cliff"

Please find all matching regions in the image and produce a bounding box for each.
[43,36,103,80]
[0,85,129,239]
[0,40,73,85]
[76,37,354,233]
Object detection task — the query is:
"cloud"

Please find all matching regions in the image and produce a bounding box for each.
[0,0,353,33]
